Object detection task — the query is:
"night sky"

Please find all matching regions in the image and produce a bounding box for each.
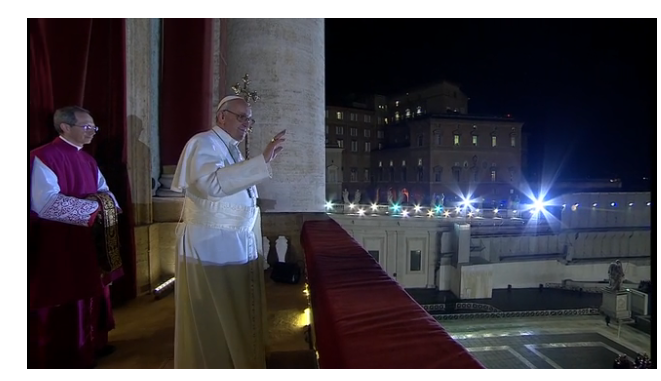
[325,19,654,187]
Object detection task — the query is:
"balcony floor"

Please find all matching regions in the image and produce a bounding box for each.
[97,269,316,369]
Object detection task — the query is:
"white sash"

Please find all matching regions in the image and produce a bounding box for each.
[183,192,257,232]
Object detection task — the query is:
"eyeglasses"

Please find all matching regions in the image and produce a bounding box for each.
[223,110,255,127]
[72,124,99,132]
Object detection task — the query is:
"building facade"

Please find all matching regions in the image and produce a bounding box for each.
[325,81,523,205]
[331,191,652,297]
[324,103,386,203]
[371,114,523,206]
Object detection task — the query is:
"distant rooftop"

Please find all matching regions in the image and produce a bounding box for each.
[385,112,521,124]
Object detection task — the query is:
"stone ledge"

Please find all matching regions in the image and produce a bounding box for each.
[153,197,184,223]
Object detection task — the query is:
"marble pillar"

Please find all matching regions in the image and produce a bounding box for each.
[126,18,158,225]
[226,19,326,213]
[126,18,162,294]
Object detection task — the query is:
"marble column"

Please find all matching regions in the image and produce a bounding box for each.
[126,18,162,294]
[126,18,159,224]
[226,19,325,213]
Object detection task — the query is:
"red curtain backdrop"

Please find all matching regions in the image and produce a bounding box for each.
[29,18,136,304]
[159,18,213,166]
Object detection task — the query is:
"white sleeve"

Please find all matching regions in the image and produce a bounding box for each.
[97,169,121,209]
[172,138,272,198]
[31,157,100,226]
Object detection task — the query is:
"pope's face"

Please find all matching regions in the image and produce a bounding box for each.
[218,100,254,142]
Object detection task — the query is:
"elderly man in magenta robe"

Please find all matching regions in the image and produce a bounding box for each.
[29,106,123,368]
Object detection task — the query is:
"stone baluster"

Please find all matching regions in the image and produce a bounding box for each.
[285,236,297,263]
[266,236,279,266]
[275,236,288,263]
[156,172,184,198]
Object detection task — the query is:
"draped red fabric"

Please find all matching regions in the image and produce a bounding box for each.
[29,19,55,149]
[159,18,213,166]
[28,18,136,303]
[301,220,485,369]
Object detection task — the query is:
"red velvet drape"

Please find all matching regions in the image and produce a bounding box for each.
[160,18,213,166]
[29,18,136,304]
[301,220,485,369]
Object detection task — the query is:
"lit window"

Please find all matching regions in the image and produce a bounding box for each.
[416,106,422,115]
[395,112,400,122]
[395,101,400,106]
[337,139,344,148]
[401,160,406,167]
[405,109,411,118]
[389,160,394,167]
[454,134,460,146]
[510,135,516,147]
[418,158,423,166]
[491,170,497,182]
[384,118,389,125]
[472,135,478,146]
[491,136,497,147]
[336,111,343,120]
[378,161,382,167]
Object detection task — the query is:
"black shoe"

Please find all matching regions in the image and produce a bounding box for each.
[96,345,116,358]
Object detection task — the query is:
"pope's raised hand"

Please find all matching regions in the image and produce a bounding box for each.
[262,130,286,163]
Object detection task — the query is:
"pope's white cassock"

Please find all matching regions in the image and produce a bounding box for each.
[170,125,270,369]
